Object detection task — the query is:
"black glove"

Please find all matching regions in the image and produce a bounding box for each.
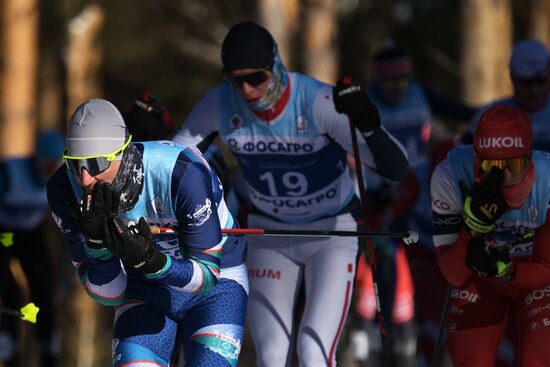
[69,182,119,251]
[105,216,167,274]
[460,167,508,235]
[466,236,513,278]
[333,78,381,133]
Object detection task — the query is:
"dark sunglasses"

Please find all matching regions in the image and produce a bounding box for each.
[224,70,270,89]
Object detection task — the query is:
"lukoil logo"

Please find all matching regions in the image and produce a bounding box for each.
[477,137,525,149]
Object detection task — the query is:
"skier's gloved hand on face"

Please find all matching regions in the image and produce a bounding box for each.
[104,216,167,274]
[70,182,119,258]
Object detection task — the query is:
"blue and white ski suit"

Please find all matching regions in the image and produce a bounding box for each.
[174,72,408,366]
[47,141,247,367]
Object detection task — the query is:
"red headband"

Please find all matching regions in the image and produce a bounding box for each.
[373,58,413,78]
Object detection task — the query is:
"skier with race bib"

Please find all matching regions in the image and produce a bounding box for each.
[173,21,409,366]
[47,99,248,366]
[431,105,550,365]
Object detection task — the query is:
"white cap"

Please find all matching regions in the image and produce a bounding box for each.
[509,39,550,79]
[66,99,128,158]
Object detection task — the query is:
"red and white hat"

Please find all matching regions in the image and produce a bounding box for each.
[474,105,532,159]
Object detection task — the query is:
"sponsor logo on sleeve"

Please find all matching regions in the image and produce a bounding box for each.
[186,198,212,227]
[432,212,463,235]
[432,197,450,210]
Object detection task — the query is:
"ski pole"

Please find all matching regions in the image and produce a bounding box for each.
[344,81,391,367]
[223,228,418,243]
[0,303,39,324]
[431,284,451,367]
[150,226,419,244]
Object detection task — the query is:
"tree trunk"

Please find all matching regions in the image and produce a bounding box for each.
[66,3,105,115]
[528,0,550,45]
[0,0,39,158]
[301,0,338,83]
[460,0,512,105]
[258,0,300,69]
[64,4,111,367]
[38,0,66,131]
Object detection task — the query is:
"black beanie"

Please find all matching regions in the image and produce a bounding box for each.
[221,21,275,73]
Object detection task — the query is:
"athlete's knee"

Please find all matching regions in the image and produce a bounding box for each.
[298,348,332,367]
[253,333,290,367]
[189,324,243,367]
[297,327,335,367]
[113,340,169,367]
[255,349,289,367]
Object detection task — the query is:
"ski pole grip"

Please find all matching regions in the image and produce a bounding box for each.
[149,225,175,234]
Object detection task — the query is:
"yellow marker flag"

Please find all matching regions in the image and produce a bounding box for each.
[0,232,14,247]
[20,303,39,324]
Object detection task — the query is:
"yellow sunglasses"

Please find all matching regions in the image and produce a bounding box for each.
[64,135,132,176]
[479,156,531,175]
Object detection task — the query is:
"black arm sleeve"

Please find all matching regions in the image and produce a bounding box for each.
[364,128,409,181]
[195,131,219,153]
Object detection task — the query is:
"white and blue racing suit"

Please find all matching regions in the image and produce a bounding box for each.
[47,141,247,367]
[173,73,408,366]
